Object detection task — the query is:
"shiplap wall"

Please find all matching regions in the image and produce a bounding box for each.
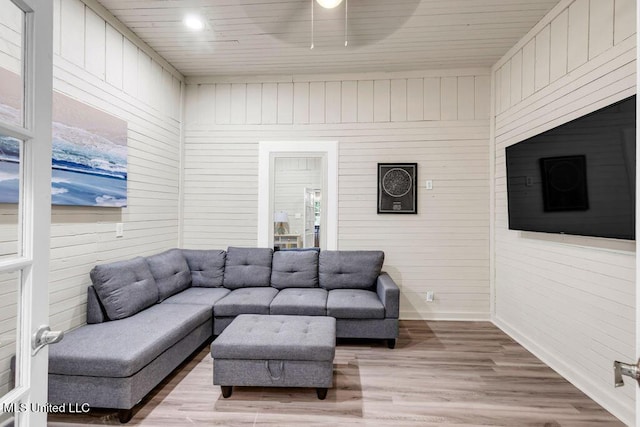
[46,0,183,333]
[491,0,636,423]
[183,69,491,319]
[0,0,183,396]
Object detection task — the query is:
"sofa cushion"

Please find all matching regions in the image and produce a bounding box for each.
[223,247,273,289]
[182,249,226,288]
[48,303,211,378]
[319,250,384,290]
[214,287,278,317]
[146,249,192,301]
[271,250,319,289]
[211,314,336,361]
[269,288,328,316]
[162,287,230,306]
[90,257,159,321]
[326,289,385,319]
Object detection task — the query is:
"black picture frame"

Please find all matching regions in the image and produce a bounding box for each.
[377,163,418,214]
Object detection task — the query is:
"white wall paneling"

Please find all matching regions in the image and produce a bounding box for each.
[534,25,551,91]
[588,0,614,60]
[309,82,325,124]
[423,77,441,120]
[215,83,231,125]
[105,24,123,88]
[341,81,357,123]
[374,80,390,123]
[491,0,636,423]
[325,81,341,124]
[390,79,407,122]
[60,0,85,67]
[357,80,374,123]
[614,0,636,45]
[521,39,536,100]
[407,78,424,122]
[440,77,458,120]
[247,83,262,124]
[457,76,475,120]
[277,83,293,124]
[293,82,309,124]
[549,10,568,82]
[1,0,185,334]
[197,84,216,125]
[84,7,106,79]
[184,69,491,320]
[231,83,247,124]
[567,0,589,71]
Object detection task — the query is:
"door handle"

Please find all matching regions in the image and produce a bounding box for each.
[613,359,640,387]
[32,325,64,356]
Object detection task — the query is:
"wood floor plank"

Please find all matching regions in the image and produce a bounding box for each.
[48,320,624,426]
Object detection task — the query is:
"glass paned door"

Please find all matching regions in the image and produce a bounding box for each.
[0,0,53,426]
[0,0,24,127]
[0,136,21,260]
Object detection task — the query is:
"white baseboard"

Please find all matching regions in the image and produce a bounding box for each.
[493,316,632,426]
[400,311,491,321]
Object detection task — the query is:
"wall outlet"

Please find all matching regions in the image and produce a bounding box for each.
[426,291,435,302]
[116,223,124,238]
[425,180,433,190]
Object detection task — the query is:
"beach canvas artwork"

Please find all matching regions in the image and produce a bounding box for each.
[0,67,128,207]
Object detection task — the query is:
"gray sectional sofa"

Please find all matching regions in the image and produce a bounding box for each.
[48,247,399,423]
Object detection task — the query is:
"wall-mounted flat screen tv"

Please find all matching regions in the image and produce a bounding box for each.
[505,95,636,240]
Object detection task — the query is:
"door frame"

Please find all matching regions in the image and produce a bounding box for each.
[257,141,338,250]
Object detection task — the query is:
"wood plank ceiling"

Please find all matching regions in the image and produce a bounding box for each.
[96,0,562,77]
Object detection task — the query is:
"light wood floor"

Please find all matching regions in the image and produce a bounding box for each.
[49,320,624,426]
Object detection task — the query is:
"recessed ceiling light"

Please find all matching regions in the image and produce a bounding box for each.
[184,15,204,30]
[316,0,344,9]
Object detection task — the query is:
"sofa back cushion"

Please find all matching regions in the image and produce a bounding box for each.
[181,249,226,287]
[271,250,319,289]
[146,249,192,301]
[319,250,384,290]
[223,247,273,289]
[90,257,159,320]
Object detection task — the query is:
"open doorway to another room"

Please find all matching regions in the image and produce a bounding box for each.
[272,157,323,250]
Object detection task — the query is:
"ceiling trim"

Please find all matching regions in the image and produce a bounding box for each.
[81,0,184,81]
[186,67,491,84]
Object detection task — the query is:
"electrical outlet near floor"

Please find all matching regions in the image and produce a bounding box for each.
[426,291,434,302]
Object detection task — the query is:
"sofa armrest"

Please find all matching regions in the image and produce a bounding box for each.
[86,285,107,324]
[376,273,399,319]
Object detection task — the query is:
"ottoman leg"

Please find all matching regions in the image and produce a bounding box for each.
[316,388,328,400]
[221,386,233,398]
[387,339,396,349]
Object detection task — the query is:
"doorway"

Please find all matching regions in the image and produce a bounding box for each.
[257,141,338,250]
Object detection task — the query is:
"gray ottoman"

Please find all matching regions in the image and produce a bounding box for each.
[210,314,336,399]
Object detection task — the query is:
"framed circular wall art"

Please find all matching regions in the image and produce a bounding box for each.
[377,163,417,214]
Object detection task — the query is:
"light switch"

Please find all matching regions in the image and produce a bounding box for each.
[116,223,124,238]
[425,180,433,190]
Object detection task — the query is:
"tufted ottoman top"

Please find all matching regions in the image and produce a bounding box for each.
[211,314,336,362]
